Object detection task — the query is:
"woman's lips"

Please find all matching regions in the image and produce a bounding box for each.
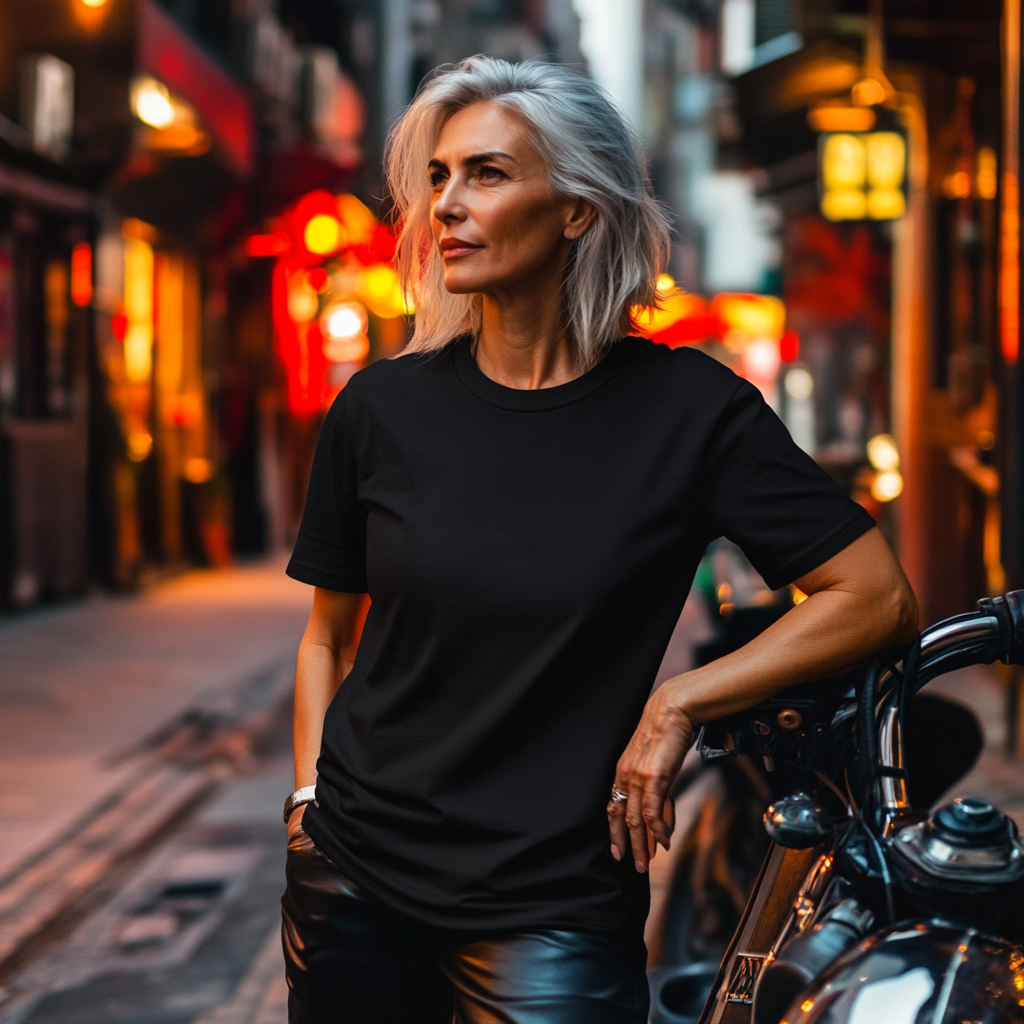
[440,239,483,259]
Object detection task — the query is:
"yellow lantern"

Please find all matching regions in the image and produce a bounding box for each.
[819,131,907,222]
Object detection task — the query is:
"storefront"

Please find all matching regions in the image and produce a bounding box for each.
[0,158,95,606]
[729,1,1007,629]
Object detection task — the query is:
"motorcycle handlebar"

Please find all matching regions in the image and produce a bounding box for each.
[877,589,1024,827]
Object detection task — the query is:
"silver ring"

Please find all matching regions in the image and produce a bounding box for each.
[610,787,628,804]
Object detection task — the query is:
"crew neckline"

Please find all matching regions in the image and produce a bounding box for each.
[451,335,642,412]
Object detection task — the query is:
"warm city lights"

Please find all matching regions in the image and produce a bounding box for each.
[867,433,901,472]
[123,236,154,382]
[322,301,369,362]
[808,103,876,133]
[323,303,365,341]
[304,214,345,256]
[4,6,1021,1019]
[130,77,175,129]
[286,274,320,323]
[70,242,93,307]
[871,470,904,502]
[819,131,907,222]
[851,77,886,107]
[784,367,814,401]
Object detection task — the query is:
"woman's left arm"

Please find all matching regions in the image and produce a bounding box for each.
[607,526,918,873]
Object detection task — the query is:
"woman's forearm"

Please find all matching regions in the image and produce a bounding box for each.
[666,571,917,727]
[292,589,367,791]
[609,527,917,872]
[293,641,346,789]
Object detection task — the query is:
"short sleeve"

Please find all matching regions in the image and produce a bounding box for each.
[286,391,368,593]
[698,380,876,591]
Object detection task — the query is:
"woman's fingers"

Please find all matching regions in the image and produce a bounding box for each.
[607,789,630,861]
[625,772,650,870]
[607,700,696,872]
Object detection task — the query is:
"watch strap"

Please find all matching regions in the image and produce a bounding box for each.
[283,785,318,824]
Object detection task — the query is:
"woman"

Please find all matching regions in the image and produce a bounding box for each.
[281,57,917,1024]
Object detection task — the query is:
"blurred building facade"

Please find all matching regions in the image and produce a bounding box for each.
[0,0,584,609]
[3,0,1023,639]
[631,0,1021,635]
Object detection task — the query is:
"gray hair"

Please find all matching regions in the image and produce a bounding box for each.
[385,56,671,369]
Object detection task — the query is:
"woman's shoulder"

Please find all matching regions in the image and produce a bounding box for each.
[343,346,452,400]
[625,336,746,393]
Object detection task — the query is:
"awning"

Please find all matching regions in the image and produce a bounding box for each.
[137,0,254,177]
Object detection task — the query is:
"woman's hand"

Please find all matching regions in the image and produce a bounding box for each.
[607,688,695,873]
[608,527,917,874]
[287,801,308,843]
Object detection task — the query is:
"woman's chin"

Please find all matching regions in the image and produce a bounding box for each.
[442,272,488,296]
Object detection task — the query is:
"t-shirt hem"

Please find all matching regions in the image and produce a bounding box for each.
[285,559,367,593]
[758,508,876,591]
[301,806,645,939]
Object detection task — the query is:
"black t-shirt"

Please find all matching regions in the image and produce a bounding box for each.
[287,336,874,938]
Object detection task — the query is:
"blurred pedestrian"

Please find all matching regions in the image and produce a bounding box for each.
[280,56,917,1024]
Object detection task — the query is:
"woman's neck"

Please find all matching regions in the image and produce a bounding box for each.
[473,280,578,390]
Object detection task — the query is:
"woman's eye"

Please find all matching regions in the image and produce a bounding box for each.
[478,165,505,181]
[429,170,448,188]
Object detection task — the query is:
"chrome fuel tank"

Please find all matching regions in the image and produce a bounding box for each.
[781,920,1024,1024]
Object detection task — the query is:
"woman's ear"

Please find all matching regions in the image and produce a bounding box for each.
[563,198,597,241]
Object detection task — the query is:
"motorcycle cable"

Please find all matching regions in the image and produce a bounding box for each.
[857,661,881,826]
[856,661,896,924]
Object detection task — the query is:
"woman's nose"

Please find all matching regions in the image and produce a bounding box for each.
[432,181,466,224]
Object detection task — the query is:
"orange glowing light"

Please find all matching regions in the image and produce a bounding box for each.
[943,170,972,199]
[851,78,886,107]
[1001,170,1020,364]
[808,103,876,133]
[183,456,213,483]
[977,146,998,200]
[80,0,109,7]
[711,293,786,340]
[123,234,154,382]
[71,242,93,306]
[337,194,377,247]
[631,277,716,346]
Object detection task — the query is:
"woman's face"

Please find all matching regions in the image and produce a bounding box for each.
[429,101,592,296]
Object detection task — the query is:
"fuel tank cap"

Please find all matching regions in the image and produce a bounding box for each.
[892,796,1024,885]
[933,797,1008,843]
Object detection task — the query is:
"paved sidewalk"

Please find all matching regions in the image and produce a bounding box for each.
[0,559,311,882]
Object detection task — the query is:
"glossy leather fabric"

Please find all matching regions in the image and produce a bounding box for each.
[282,827,649,1024]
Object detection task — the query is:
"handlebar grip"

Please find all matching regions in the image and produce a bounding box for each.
[976,590,1024,664]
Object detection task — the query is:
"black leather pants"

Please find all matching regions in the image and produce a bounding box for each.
[281,827,650,1024]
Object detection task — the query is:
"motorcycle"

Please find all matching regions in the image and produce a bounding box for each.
[651,591,1024,1024]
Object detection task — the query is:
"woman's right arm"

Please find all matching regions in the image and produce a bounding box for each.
[291,587,367,834]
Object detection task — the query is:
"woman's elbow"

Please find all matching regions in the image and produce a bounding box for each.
[885,574,919,645]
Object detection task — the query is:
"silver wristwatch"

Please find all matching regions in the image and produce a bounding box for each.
[283,785,317,824]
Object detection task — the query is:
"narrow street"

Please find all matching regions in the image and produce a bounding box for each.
[0,560,309,1024]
